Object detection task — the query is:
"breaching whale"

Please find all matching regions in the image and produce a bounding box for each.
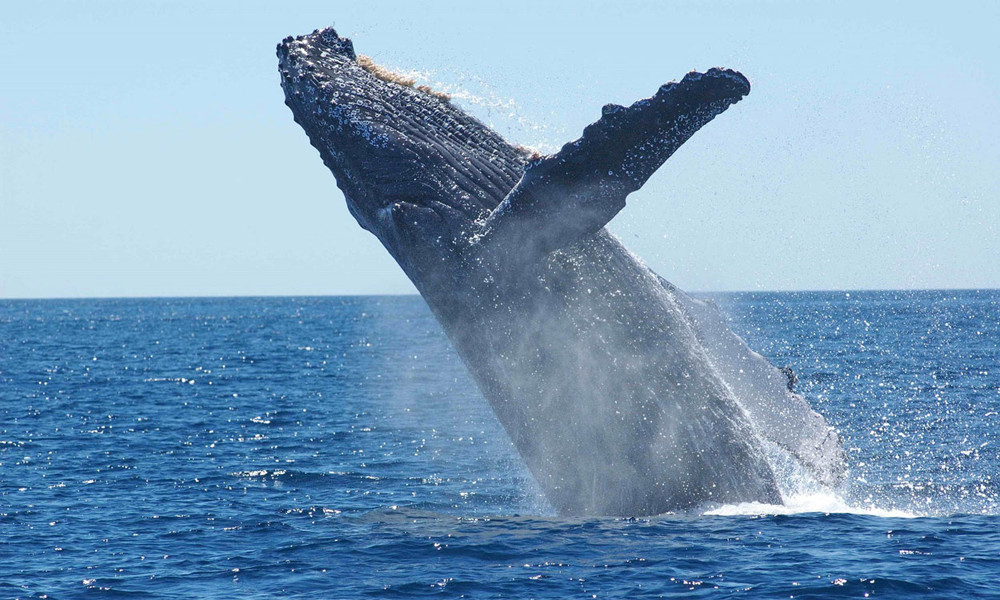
[277,27,847,516]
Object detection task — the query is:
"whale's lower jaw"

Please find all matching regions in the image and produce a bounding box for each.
[279,27,845,516]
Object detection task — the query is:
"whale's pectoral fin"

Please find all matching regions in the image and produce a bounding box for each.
[476,69,750,258]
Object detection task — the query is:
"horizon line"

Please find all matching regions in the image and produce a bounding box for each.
[2,287,998,302]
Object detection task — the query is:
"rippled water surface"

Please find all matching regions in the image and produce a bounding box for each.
[2,292,999,598]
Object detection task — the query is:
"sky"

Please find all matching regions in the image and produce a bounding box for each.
[1,1,998,298]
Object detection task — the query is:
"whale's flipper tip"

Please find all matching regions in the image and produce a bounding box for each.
[558,67,750,189]
[478,68,751,257]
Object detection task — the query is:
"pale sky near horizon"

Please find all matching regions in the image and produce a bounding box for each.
[2,1,998,299]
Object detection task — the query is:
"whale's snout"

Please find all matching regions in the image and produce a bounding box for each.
[278,28,404,232]
[278,27,524,236]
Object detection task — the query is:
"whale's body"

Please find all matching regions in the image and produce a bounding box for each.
[278,28,846,515]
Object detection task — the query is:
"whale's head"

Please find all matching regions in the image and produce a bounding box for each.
[278,28,527,286]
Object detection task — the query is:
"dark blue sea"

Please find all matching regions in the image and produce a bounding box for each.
[2,290,999,598]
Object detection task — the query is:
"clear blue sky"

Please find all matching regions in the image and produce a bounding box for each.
[2,1,997,298]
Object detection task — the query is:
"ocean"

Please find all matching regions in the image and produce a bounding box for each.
[2,291,998,598]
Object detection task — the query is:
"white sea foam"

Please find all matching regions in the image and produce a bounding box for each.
[703,491,919,518]
[702,433,920,518]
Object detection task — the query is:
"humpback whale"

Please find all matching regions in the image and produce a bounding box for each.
[278,28,847,516]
